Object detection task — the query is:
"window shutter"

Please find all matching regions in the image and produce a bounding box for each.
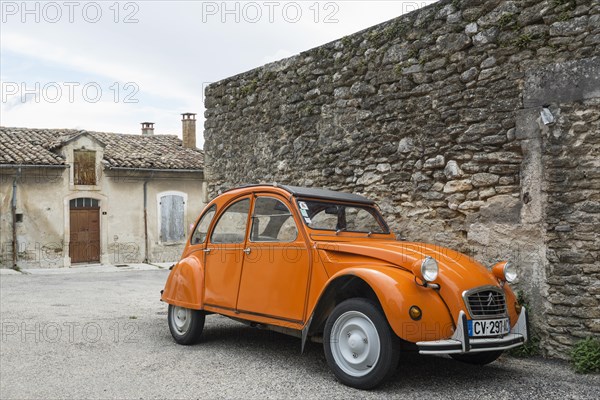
[160,195,185,242]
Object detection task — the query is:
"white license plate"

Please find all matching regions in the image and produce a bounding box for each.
[467,318,510,337]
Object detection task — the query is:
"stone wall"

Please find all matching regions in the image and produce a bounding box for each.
[204,0,600,358]
[542,99,600,356]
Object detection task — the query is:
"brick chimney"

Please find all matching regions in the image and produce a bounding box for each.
[181,113,196,149]
[141,122,154,135]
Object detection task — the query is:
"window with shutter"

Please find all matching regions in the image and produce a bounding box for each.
[159,194,185,243]
[74,150,96,185]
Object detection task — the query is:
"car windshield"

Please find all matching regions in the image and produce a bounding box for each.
[297,200,389,234]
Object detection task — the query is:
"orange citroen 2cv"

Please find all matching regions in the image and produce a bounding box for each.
[161,184,529,389]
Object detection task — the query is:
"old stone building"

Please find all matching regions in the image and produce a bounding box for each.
[0,114,206,268]
[204,0,600,358]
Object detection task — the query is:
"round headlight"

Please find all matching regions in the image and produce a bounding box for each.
[421,256,439,282]
[504,262,517,283]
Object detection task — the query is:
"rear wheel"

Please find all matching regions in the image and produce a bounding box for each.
[451,350,503,365]
[323,298,400,390]
[167,304,205,345]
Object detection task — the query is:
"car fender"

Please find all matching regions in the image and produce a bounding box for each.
[161,255,204,310]
[308,266,455,344]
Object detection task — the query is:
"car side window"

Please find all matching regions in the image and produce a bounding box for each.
[250,197,298,242]
[190,205,216,245]
[345,208,384,232]
[309,208,338,230]
[210,199,250,244]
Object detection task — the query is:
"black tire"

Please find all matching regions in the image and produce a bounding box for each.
[167,304,205,345]
[323,298,400,390]
[450,350,503,365]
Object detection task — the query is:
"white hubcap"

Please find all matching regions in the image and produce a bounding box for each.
[172,306,191,335]
[330,310,381,377]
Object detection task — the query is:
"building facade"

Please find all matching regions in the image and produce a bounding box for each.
[0,114,206,268]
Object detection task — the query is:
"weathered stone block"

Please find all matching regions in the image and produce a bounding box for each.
[444,160,464,179]
[472,172,500,187]
[423,155,445,170]
[444,179,473,193]
[479,187,496,199]
[478,195,522,223]
[437,33,472,53]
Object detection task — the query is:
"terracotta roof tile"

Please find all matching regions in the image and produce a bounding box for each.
[0,127,204,170]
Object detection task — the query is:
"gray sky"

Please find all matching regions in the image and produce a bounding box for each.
[1,1,435,147]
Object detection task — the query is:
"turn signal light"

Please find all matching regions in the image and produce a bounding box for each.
[515,302,522,314]
[409,306,422,321]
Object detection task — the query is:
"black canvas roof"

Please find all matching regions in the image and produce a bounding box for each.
[280,185,375,205]
[230,184,375,205]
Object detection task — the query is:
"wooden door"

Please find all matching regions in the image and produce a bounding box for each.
[69,208,100,263]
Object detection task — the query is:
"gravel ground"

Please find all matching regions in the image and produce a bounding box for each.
[1,270,599,399]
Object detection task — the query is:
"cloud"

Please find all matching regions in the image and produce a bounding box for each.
[1,32,199,105]
[0,1,439,149]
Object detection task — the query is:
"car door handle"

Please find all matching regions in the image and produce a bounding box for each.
[243,247,251,255]
[203,248,212,254]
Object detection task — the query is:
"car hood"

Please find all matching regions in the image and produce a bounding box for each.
[315,240,500,316]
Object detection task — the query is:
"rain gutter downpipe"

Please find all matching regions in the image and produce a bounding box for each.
[143,180,149,263]
[11,168,21,269]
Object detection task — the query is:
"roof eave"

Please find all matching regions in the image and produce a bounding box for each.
[0,164,67,169]
[105,166,204,173]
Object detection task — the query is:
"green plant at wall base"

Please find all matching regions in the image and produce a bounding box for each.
[508,291,542,357]
[571,337,600,374]
[510,327,541,357]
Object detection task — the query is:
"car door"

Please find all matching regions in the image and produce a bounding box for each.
[236,195,310,323]
[203,197,252,310]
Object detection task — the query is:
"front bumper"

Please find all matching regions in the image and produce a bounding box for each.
[416,307,528,355]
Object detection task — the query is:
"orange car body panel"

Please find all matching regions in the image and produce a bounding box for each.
[162,254,204,310]
[162,185,519,343]
[237,241,311,322]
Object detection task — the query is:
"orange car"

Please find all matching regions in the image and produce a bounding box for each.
[161,184,528,389]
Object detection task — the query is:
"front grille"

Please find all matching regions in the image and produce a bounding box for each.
[464,286,507,319]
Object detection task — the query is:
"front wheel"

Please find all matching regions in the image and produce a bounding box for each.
[450,350,503,365]
[167,304,205,345]
[323,298,400,390]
